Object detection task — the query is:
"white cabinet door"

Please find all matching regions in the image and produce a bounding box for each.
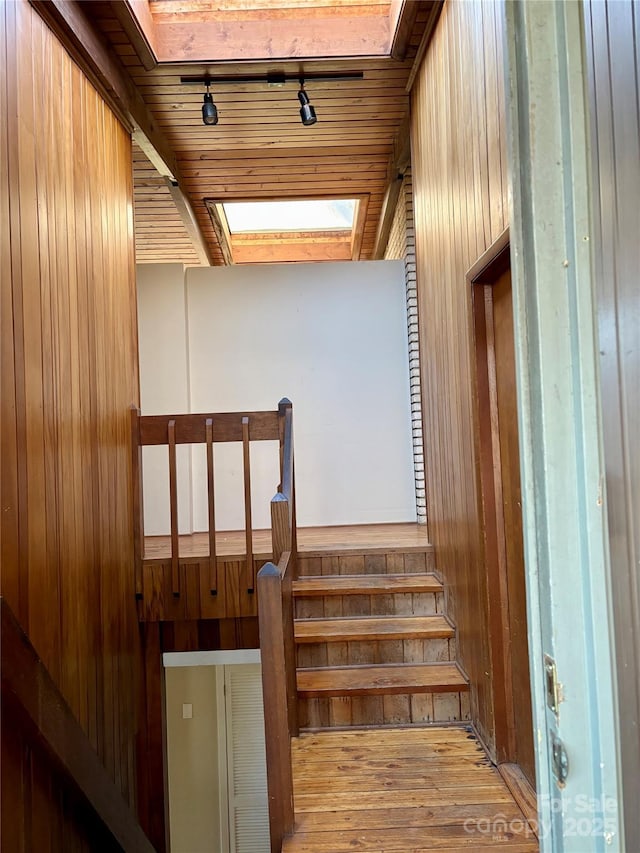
[224,663,270,853]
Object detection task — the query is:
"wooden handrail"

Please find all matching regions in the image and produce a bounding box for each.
[138,410,279,445]
[258,551,298,853]
[260,399,298,851]
[131,405,285,596]
[1,598,155,852]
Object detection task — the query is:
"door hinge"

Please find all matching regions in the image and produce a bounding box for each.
[550,731,569,788]
[544,654,561,716]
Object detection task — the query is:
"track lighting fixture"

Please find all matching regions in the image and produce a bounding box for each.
[297,79,317,126]
[201,83,218,126]
[182,72,363,127]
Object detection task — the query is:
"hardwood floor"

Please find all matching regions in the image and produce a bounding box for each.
[143,522,430,561]
[284,727,538,852]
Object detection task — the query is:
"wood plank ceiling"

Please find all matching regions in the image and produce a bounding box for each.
[88,1,437,266]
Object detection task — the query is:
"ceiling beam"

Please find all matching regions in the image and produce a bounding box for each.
[30,0,212,265]
[164,179,213,267]
[111,0,157,72]
[389,0,420,62]
[204,202,234,267]
[373,112,411,260]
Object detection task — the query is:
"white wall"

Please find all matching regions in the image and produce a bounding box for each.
[137,260,416,531]
[137,264,193,534]
[165,666,220,853]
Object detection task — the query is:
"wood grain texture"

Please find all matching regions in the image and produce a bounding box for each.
[82,3,437,265]
[139,556,261,622]
[410,0,508,754]
[297,662,468,697]
[258,557,296,852]
[140,529,432,622]
[130,2,396,63]
[1,600,154,853]
[138,409,279,445]
[291,531,465,728]
[205,418,217,593]
[491,270,534,784]
[584,3,640,848]
[499,763,538,840]
[0,0,141,823]
[133,146,203,266]
[167,420,180,595]
[285,726,538,852]
[2,711,112,853]
[143,522,431,561]
[137,624,169,852]
[293,574,442,596]
[294,615,454,643]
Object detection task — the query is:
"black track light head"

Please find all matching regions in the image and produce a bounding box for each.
[298,80,317,126]
[202,88,218,126]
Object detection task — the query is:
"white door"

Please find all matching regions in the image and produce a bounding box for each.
[504,2,624,848]
[219,663,270,853]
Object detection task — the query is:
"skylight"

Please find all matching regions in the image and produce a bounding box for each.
[223,199,356,234]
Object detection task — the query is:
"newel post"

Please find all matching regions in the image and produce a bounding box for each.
[258,561,295,852]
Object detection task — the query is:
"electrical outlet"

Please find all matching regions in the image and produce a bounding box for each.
[182,703,193,719]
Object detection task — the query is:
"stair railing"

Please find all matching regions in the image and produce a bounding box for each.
[131,405,285,599]
[258,398,299,852]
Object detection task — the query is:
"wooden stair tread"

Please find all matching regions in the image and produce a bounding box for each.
[294,615,453,643]
[297,662,469,697]
[292,573,442,596]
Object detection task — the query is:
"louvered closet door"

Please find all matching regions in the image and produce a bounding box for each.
[224,664,270,853]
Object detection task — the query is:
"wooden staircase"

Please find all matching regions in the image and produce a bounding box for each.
[291,547,470,729]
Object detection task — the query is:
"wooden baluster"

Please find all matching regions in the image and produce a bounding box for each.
[167,419,180,596]
[130,406,144,600]
[242,416,254,592]
[205,418,217,594]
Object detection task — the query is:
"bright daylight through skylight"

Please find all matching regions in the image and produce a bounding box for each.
[223,199,356,234]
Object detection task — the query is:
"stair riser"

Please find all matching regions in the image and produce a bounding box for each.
[297,637,457,669]
[294,591,445,620]
[297,550,435,577]
[299,691,471,729]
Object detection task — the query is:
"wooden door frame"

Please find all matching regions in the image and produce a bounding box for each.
[468,227,517,766]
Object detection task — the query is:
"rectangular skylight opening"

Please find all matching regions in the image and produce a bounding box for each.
[222,199,357,234]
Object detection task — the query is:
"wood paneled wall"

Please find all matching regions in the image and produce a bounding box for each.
[410,0,508,752]
[585,1,640,846]
[1,0,140,815]
[2,717,119,853]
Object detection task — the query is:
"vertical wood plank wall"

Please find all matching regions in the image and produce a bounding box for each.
[2,716,119,853]
[410,0,508,751]
[1,0,140,817]
[585,1,640,846]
